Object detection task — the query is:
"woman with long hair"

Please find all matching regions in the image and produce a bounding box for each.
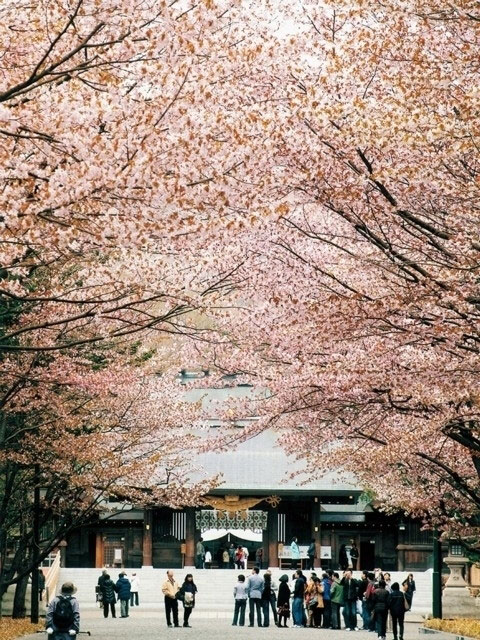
[401,573,416,610]
[179,574,198,628]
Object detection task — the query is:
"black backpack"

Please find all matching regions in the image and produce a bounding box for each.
[53,595,74,630]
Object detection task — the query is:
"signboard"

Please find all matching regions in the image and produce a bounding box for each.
[278,545,310,559]
[320,546,332,559]
[114,548,123,561]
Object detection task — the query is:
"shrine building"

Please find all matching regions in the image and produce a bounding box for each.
[65,375,433,571]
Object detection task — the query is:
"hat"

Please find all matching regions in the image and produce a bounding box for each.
[61,582,77,595]
[279,574,289,582]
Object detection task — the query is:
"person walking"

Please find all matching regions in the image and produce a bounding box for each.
[178,573,197,628]
[195,538,205,569]
[290,537,301,570]
[232,574,248,626]
[402,574,416,610]
[372,579,389,640]
[389,582,406,640]
[100,573,116,619]
[341,569,359,631]
[161,570,180,628]
[292,569,305,628]
[330,572,344,630]
[115,572,131,618]
[277,574,291,628]
[246,566,264,627]
[307,539,316,571]
[130,572,139,607]
[46,581,80,640]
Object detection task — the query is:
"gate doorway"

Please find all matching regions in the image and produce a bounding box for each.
[103,534,125,568]
[360,540,376,571]
[202,532,263,569]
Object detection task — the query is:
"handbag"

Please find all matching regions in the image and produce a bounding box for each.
[184,592,194,607]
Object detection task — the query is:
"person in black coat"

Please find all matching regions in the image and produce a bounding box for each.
[277,575,291,628]
[339,545,349,570]
[372,580,389,640]
[402,574,416,609]
[38,569,46,601]
[179,574,198,628]
[389,582,406,640]
[101,574,117,618]
[260,573,273,627]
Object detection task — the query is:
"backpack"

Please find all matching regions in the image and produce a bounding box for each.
[53,595,74,630]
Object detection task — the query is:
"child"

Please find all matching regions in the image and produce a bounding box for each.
[232,574,247,626]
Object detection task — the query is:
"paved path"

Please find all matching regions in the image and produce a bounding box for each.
[21,609,422,640]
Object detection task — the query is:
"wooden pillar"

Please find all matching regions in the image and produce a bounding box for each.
[311,498,321,568]
[185,507,196,567]
[267,508,279,568]
[95,533,103,568]
[142,509,153,567]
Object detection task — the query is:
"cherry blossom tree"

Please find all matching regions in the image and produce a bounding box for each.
[0,0,274,614]
[195,0,480,541]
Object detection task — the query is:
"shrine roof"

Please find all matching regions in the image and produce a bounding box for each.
[193,428,360,496]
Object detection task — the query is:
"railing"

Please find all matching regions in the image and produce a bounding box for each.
[44,552,61,603]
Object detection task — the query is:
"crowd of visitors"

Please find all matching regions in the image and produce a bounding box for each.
[50,560,416,637]
[231,567,414,640]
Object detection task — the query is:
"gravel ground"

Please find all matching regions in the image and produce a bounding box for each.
[20,608,422,640]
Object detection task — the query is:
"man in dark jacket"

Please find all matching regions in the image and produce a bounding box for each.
[115,572,131,618]
[292,570,305,628]
[389,582,406,640]
[340,570,358,630]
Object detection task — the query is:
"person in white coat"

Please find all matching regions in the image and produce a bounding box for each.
[130,573,140,606]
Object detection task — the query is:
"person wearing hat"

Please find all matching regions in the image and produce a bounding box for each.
[277,574,291,628]
[115,571,131,618]
[46,582,80,639]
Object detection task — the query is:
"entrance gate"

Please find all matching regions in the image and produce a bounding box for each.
[196,509,268,568]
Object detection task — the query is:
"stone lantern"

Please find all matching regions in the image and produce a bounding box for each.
[443,542,479,619]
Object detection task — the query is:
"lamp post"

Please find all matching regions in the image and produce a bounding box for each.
[30,464,40,624]
[432,528,442,619]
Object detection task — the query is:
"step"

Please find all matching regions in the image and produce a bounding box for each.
[56,568,432,617]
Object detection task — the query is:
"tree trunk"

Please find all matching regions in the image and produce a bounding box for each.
[12,572,29,618]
